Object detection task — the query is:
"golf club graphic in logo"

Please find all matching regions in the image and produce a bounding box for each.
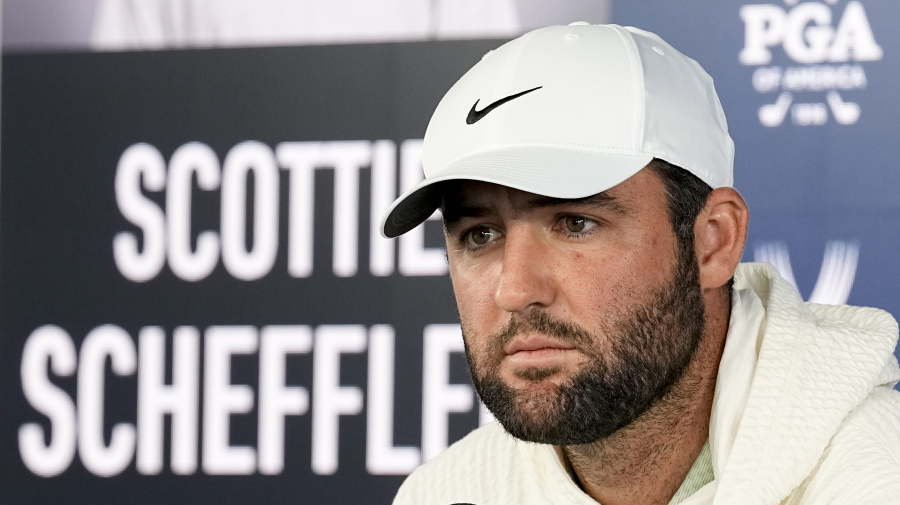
[754,240,859,304]
[739,0,882,127]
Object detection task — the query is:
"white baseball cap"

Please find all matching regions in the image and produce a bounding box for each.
[381,23,734,238]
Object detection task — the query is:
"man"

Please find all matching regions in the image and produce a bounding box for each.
[381,23,900,505]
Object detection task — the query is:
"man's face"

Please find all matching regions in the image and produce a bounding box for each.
[441,168,706,445]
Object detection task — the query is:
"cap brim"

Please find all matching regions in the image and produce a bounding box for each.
[380,145,653,238]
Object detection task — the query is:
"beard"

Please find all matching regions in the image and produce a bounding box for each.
[463,247,706,446]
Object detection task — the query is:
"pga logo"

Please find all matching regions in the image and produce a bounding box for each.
[739,1,882,127]
[740,1,881,66]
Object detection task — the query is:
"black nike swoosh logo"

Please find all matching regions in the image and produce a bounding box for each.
[466,86,543,125]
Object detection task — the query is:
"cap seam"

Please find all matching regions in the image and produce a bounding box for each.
[613,25,646,156]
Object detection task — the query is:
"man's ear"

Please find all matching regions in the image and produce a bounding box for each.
[694,188,749,290]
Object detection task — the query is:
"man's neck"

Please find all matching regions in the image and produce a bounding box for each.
[561,312,728,505]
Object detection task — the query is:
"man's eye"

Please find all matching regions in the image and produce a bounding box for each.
[557,215,598,235]
[466,227,496,247]
[564,216,588,233]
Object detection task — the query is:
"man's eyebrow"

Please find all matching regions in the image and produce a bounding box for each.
[441,191,626,226]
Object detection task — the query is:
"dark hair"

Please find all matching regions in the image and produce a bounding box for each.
[647,158,734,293]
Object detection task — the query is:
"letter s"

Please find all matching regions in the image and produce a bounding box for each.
[113,143,167,282]
[19,325,78,477]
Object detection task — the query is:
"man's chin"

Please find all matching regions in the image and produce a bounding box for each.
[476,370,631,445]
[496,394,591,444]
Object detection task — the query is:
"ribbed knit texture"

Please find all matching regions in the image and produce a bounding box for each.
[669,440,714,504]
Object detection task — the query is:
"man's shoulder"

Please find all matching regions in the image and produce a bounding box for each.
[831,384,900,460]
[786,385,900,504]
[392,422,569,505]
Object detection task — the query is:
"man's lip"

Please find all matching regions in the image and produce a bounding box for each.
[504,335,576,355]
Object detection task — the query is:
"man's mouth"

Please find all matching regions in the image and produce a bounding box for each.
[502,335,579,370]
[504,334,577,355]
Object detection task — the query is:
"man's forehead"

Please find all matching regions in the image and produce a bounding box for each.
[439,179,629,219]
[436,171,668,214]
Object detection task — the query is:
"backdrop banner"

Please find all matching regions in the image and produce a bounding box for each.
[2,1,898,503]
[1,40,499,504]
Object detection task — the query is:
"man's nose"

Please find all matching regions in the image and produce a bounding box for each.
[493,225,557,313]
